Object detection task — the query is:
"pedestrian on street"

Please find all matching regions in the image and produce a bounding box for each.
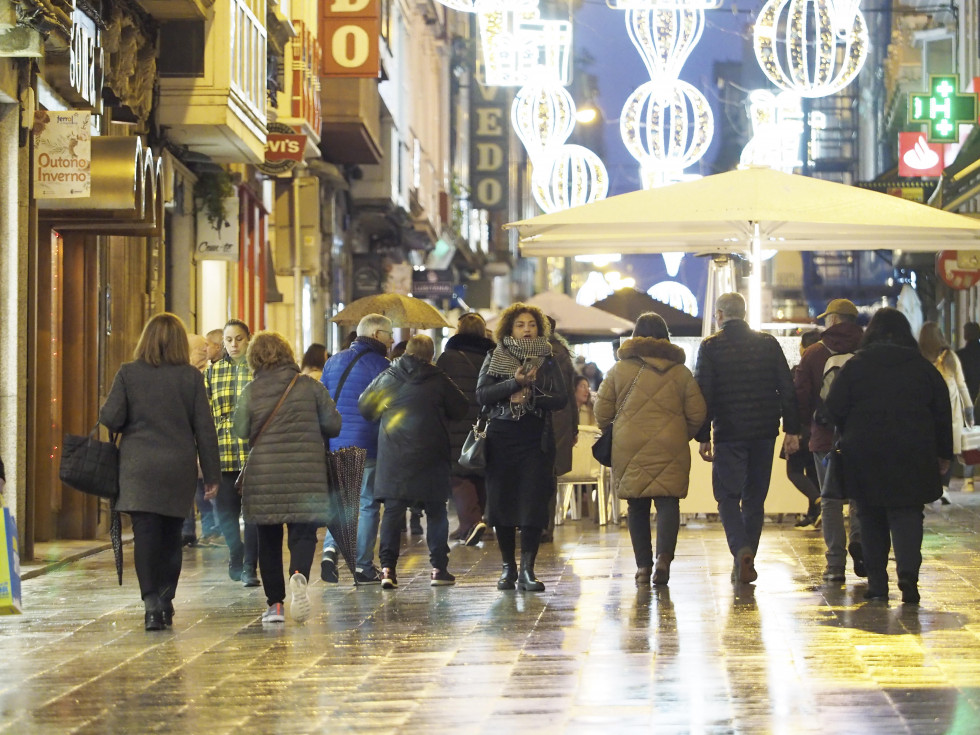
[319,313,394,586]
[205,328,223,366]
[436,312,495,546]
[794,298,866,582]
[575,376,597,427]
[826,308,952,604]
[232,332,341,624]
[477,303,567,592]
[595,313,706,586]
[182,334,221,548]
[99,313,220,631]
[544,316,578,543]
[956,321,980,492]
[204,319,260,587]
[919,321,973,505]
[360,335,468,588]
[695,292,801,584]
[300,343,328,382]
[786,329,823,530]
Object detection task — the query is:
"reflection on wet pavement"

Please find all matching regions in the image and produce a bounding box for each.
[3,494,980,734]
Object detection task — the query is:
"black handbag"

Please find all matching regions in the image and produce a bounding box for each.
[458,412,489,473]
[592,362,645,467]
[59,424,120,500]
[820,437,846,501]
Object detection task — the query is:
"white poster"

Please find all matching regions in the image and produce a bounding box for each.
[196,197,240,261]
[33,110,91,199]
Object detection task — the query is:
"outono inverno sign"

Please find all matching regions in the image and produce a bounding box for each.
[33,111,92,199]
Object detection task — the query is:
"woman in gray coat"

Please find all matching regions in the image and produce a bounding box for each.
[100,313,221,631]
[233,332,341,624]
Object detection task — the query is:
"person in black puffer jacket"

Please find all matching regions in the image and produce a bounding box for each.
[436,313,495,546]
[695,292,800,584]
[360,335,468,588]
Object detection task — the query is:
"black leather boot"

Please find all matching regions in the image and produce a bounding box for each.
[497,563,518,590]
[518,551,545,592]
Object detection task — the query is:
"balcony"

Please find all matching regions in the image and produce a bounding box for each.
[320,78,383,164]
[273,18,321,153]
[157,0,268,163]
[136,0,213,20]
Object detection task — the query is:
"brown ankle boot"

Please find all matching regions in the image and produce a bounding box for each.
[652,554,672,585]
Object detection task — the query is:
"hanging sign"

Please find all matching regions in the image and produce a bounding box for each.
[33,110,91,199]
[320,0,380,78]
[908,75,978,143]
[937,250,980,290]
[469,81,510,210]
[256,122,307,176]
[411,269,453,298]
[196,196,240,261]
[898,133,944,177]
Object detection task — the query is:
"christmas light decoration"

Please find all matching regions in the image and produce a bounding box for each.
[511,83,575,160]
[648,281,699,316]
[627,8,704,80]
[609,0,720,9]
[478,9,572,86]
[531,144,609,212]
[739,89,804,172]
[753,0,869,97]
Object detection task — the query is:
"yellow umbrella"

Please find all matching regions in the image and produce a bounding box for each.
[331,293,451,329]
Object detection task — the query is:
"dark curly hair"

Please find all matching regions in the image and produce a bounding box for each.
[493,302,550,343]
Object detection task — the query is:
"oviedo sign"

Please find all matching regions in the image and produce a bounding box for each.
[469,82,510,211]
[320,0,380,78]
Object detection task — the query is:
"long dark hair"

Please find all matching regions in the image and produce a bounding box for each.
[861,308,917,349]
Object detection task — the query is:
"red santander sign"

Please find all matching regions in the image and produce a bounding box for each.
[898,133,943,177]
[937,250,980,290]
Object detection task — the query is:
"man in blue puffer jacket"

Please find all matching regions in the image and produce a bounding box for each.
[320,313,393,585]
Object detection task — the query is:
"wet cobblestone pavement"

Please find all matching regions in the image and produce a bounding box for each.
[4,491,980,734]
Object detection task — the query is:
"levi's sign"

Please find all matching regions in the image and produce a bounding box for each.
[320,0,380,78]
[266,133,307,162]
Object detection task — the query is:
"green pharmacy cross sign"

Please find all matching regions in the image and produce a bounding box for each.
[908,75,978,143]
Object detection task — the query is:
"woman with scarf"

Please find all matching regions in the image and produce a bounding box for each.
[477,303,567,592]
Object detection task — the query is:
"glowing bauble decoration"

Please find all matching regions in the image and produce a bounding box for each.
[610,0,719,8]
[753,0,869,97]
[531,144,609,213]
[648,281,699,316]
[663,252,684,276]
[478,9,572,86]
[626,8,704,80]
[511,84,575,160]
[739,89,804,173]
[620,79,714,175]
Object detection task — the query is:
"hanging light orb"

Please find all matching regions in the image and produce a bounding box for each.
[753,0,869,97]
[626,8,705,80]
[620,79,714,175]
[531,144,609,213]
[511,83,576,161]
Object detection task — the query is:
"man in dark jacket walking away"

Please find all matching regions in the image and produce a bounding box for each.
[794,298,865,582]
[319,314,393,585]
[360,335,468,588]
[436,313,495,545]
[695,292,801,584]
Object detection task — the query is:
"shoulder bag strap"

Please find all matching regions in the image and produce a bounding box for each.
[333,350,370,403]
[457,349,479,370]
[612,360,645,425]
[251,374,300,447]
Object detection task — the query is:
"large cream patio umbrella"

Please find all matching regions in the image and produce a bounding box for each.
[505,167,980,326]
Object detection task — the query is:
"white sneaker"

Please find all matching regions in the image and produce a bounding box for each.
[289,572,312,623]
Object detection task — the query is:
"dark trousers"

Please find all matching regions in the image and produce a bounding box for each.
[451,475,486,532]
[379,499,450,571]
[182,479,218,539]
[256,522,319,606]
[857,504,924,594]
[130,511,184,609]
[214,471,258,571]
[495,525,541,563]
[626,497,680,568]
[712,438,776,558]
[786,447,820,502]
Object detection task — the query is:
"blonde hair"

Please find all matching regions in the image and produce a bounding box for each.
[405,334,435,363]
[493,303,550,343]
[246,331,296,372]
[134,313,190,366]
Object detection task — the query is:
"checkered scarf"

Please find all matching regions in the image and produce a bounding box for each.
[486,336,553,378]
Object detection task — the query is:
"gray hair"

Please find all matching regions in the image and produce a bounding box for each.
[356,313,392,337]
[715,292,746,321]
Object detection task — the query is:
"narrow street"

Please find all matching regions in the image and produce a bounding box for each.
[3,491,980,734]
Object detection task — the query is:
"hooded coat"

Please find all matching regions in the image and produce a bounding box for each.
[321,337,389,457]
[233,365,342,524]
[594,338,707,499]
[359,355,468,503]
[435,332,496,475]
[825,343,952,507]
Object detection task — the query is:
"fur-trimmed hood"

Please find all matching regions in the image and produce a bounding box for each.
[617,337,686,367]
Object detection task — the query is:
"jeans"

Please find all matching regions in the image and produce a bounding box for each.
[814,450,862,569]
[256,522,318,606]
[712,438,776,558]
[322,459,380,571]
[378,499,450,571]
[626,497,680,568]
[182,479,219,539]
[129,512,184,609]
[214,471,259,571]
[857,505,923,594]
[451,475,486,533]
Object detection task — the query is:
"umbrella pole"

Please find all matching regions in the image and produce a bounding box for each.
[749,222,762,329]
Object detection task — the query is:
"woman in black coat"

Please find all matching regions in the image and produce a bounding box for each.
[360,335,468,588]
[825,308,952,604]
[477,303,567,592]
[100,313,221,631]
[436,313,495,545]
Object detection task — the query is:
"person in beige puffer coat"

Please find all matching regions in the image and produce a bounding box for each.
[594,313,707,587]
